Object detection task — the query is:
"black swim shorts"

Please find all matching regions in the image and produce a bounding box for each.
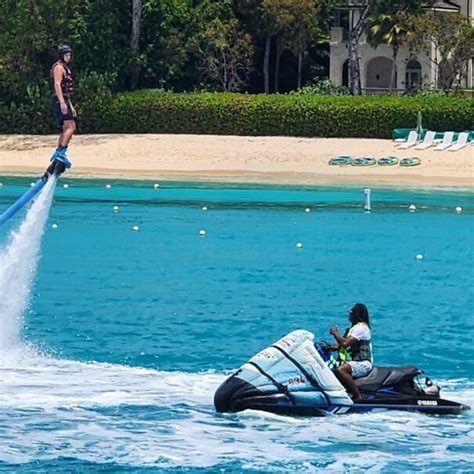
[52,97,76,129]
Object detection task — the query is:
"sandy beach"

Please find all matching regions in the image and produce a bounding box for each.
[0,134,472,188]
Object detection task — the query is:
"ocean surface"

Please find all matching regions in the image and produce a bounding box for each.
[0,177,473,473]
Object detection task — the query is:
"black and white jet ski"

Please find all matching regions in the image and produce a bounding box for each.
[214,330,470,416]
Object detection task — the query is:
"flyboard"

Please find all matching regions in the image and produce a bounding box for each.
[0,157,70,226]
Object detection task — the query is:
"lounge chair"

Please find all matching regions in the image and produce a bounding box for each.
[397,131,418,149]
[448,132,469,152]
[415,131,436,150]
[434,132,454,151]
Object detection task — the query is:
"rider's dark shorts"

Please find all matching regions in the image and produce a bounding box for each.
[52,97,75,129]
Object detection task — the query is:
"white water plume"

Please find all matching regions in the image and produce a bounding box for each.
[0,178,57,349]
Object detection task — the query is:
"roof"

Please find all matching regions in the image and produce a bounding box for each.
[334,1,461,12]
[432,1,461,12]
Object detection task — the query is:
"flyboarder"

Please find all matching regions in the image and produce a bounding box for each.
[42,44,76,181]
[1,45,76,225]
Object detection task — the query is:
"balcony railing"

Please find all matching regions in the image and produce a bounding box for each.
[331,27,366,44]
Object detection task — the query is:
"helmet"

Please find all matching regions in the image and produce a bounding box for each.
[58,44,72,60]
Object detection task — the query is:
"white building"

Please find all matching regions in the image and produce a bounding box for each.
[330,1,473,92]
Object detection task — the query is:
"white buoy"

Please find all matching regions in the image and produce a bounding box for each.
[455,206,462,214]
[132,225,140,231]
[105,184,112,189]
[409,204,416,212]
[305,208,311,213]
[202,206,208,211]
[154,183,160,189]
[199,229,206,236]
[52,223,58,229]
[364,189,371,212]
[0,182,3,187]
[416,254,424,260]
[296,242,303,249]
[30,182,35,187]
[63,183,69,189]
[113,205,120,213]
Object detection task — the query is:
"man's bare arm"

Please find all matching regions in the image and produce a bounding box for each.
[53,65,68,114]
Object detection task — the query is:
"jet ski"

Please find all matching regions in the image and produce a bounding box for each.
[214,330,470,416]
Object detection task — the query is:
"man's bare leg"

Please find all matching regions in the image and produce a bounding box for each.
[58,120,76,148]
[56,120,76,149]
[44,121,75,181]
[335,363,362,401]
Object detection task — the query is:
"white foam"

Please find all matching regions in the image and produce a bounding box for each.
[0,348,222,409]
[0,178,56,349]
[0,349,472,469]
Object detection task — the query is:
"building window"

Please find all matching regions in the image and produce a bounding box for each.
[335,9,350,41]
[406,59,422,92]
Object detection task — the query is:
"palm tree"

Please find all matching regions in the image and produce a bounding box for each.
[369,12,413,92]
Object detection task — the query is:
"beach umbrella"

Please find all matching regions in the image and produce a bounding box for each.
[416,111,423,139]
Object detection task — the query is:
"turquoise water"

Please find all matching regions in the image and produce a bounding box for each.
[0,178,473,472]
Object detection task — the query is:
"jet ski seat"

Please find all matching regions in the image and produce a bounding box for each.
[355,365,422,392]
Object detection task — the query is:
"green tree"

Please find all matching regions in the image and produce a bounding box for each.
[0,0,130,103]
[235,0,332,93]
[191,0,254,91]
[259,0,292,93]
[70,0,130,74]
[0,0,76,101]
[271,1,294,93]
[285,0,325,90]
[139,0,195,90]
[408,12,474,91]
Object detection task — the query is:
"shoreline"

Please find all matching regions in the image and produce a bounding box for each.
[1,169,474,192]
[1,134,472,189]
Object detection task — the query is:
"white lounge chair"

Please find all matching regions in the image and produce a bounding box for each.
[397,130,418,150]
[434,131,454,151]
[415,131,436,150]
[448,132,469,152]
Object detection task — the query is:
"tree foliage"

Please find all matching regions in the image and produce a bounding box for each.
[408,12,474,91]
[0,0,337,100]
[0,0,470,111]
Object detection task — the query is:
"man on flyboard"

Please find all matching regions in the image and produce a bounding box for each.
[42,44,76,181]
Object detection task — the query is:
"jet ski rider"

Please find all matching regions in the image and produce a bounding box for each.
[326,303,373,402]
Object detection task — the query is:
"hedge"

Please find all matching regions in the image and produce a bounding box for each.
[0,91,472,138]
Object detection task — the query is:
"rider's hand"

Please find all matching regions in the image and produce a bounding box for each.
[60,102,68,115]
[329,325,339,336]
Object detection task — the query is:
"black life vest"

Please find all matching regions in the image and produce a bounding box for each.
[338,325,373,362]
[50,60,74,97]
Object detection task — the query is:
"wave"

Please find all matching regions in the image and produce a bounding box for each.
[0,347,472,470]
[0,345,222,409]
[1,346,472,411]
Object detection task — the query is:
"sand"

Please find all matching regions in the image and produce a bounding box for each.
[0,134,472,188]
